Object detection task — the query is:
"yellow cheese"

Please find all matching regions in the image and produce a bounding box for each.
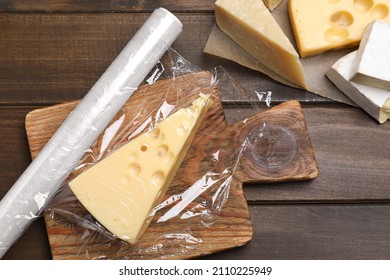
[69,94,213,244]
[214,0,308,89]
[263,0,283,11]
[289,0,390,57]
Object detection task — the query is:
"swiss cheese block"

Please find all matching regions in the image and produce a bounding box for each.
[289,0,390,57]
[69,94,214,244]
[327,51,390,124]
[351,20,390,90]
[214,0,308,89]
[263,0,283,11]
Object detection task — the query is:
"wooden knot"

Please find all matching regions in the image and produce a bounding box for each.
[243,123,298,174]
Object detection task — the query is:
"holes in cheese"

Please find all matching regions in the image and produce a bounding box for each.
[157,144,169,157]
[148,128,161,139]
[69,94,214,244]
[127,163,141,176]
[289,0,390,57]
[354,0,374,12]
[140,144,148,152]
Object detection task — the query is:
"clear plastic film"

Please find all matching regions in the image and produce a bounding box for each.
[4,39,318,258]
[22,48,287,260]
[0,8,182,258]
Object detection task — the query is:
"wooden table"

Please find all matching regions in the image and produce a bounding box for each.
[1,1,390,260]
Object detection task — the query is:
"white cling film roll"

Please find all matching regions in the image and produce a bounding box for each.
[0,8,182,258]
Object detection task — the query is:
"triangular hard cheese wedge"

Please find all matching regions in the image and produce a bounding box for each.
[214,0,307,89]
[69,94,214,244]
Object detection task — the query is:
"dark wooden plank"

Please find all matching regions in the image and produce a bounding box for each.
[0,107,34,198]
[2,218,51,260]
[1,104,390,209]
[0,13,322,106]
[0,105,387,200]
[0,106,51,260]
[1,105,389,259]
[6,203,390,259]
[0,0,215,13]
[238,105,390,203]
[203,204,390,259]
[5,203,390,259]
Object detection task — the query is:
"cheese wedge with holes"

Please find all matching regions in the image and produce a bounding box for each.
[214,0,307,89]
[289,0,390,57]
[351,20,390,90]
[327,51,390,124]
[69,94,213,244]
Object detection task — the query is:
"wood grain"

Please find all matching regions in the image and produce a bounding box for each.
[233,101,318,183]
[0,13,324,105]
[25,71,253,259]
[0,0,215,13]
[1,217,51,260]
[0,107,52,260]
[238,105,390,203]
[0,107,33,199]
[1,0,388,261]
[24,71,317,259]
[2,104,390,259]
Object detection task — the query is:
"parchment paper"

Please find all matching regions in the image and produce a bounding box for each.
[204,0,356,106]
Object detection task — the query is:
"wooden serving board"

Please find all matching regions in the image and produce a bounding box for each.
[25,71,318,259]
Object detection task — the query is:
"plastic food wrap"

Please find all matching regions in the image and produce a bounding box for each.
[0,8,182,258]
[22,48,279,259]
[1,15,318,259]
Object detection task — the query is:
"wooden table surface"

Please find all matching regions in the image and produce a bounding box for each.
[1,1,390,260]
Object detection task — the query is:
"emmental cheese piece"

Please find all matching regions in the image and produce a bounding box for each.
[69,94,214,244]
[263,0,283,11]
[214,0,308,89]
[351,20,390,90]
[326,51,390,124]
[289,0,390,57]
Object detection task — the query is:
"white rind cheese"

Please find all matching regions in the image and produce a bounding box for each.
[214,0,307,89]
[351,20,390,90]
[327,51,390,124]
[69,94,213,244]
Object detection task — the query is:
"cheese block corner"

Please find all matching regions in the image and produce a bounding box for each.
[214,0,308,89]
[69,93,214,244]
[351,20,390,90]
[289,0,390,57]
[326,51,390,124]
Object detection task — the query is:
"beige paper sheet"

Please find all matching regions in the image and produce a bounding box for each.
[204,0,356,106]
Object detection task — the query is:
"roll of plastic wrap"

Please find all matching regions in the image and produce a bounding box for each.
[0,8,182,258]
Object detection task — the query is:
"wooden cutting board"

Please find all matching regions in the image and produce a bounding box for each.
[25,71,318,259]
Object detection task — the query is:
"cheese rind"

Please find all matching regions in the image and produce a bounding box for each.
[69,94,213,244]
[351,20,390,90]
[214,0,307,89]
[289,0,390,57]
[263,0,283,11]
[326,51,390,123]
